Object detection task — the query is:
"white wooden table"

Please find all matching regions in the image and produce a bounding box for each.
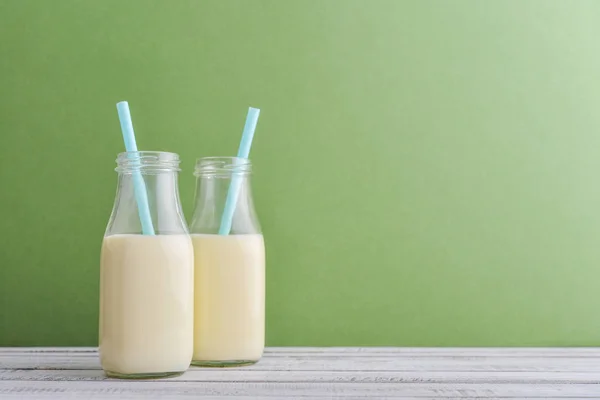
[1,348,600,399]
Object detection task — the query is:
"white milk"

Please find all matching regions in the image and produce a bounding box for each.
[191,234,265,363]
[99,234,194,376]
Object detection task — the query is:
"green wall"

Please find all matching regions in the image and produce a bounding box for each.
[2,0,600,346]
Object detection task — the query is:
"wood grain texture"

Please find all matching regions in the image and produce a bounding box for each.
[1,348,599,399]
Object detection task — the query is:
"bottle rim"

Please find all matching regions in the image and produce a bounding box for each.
[115,151,181,173]
[194,156,252,177]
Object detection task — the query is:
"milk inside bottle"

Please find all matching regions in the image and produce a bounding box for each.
[190,157,265,366]
[99,151,193,378]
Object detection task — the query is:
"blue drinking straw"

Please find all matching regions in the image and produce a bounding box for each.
[116,101,155,235]
[218,107,260,235]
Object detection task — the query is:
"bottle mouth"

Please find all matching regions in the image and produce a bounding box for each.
[116,151,181,173]
[194,156,252,177]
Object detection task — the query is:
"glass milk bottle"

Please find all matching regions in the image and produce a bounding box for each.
[100,151,193,378]
[190,157,265,366]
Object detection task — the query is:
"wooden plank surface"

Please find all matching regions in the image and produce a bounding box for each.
[1,347,599,399]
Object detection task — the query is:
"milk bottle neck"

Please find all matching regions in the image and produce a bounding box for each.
[105,151,189,236]
[190,157,261,235]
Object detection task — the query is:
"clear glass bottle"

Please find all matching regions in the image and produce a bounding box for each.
[100,151,193,378]
[190,157,265,367]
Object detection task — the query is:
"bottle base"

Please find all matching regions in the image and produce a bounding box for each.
[191,359,258,368]
[104,370,185,379]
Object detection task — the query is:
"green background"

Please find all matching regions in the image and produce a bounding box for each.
[1,0,600,346]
